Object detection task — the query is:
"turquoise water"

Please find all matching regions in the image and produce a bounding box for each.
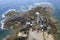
[0,0,60,40]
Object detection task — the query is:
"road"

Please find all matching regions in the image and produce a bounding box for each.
[28,29,55,40]
[44,32,54,40]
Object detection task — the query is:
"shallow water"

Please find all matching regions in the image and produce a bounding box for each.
[0,0,60,40]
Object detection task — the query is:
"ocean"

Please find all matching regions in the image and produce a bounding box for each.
[0,0,60,40]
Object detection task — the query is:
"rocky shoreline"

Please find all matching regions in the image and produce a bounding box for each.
[1,3,58,40]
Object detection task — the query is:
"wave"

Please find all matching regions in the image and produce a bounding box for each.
[1,2,54,29]
[20,2,54,12]
[34,2,53,6]
[1,9,17,29]
[2,9,17,18]
[1,19,6,29]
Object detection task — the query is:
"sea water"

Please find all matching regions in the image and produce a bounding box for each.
[0,0,60,40]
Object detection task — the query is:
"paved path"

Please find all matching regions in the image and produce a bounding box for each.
[28,30,54,40]
[44,32,54,40]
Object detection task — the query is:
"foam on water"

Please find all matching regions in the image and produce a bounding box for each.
[34,2,54,10]
[2,9,16,18]
[1,2,54,30]
[0,2,55,40]
[21,2,54,12]
[1,9,17,29]
[1,19,6,29]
